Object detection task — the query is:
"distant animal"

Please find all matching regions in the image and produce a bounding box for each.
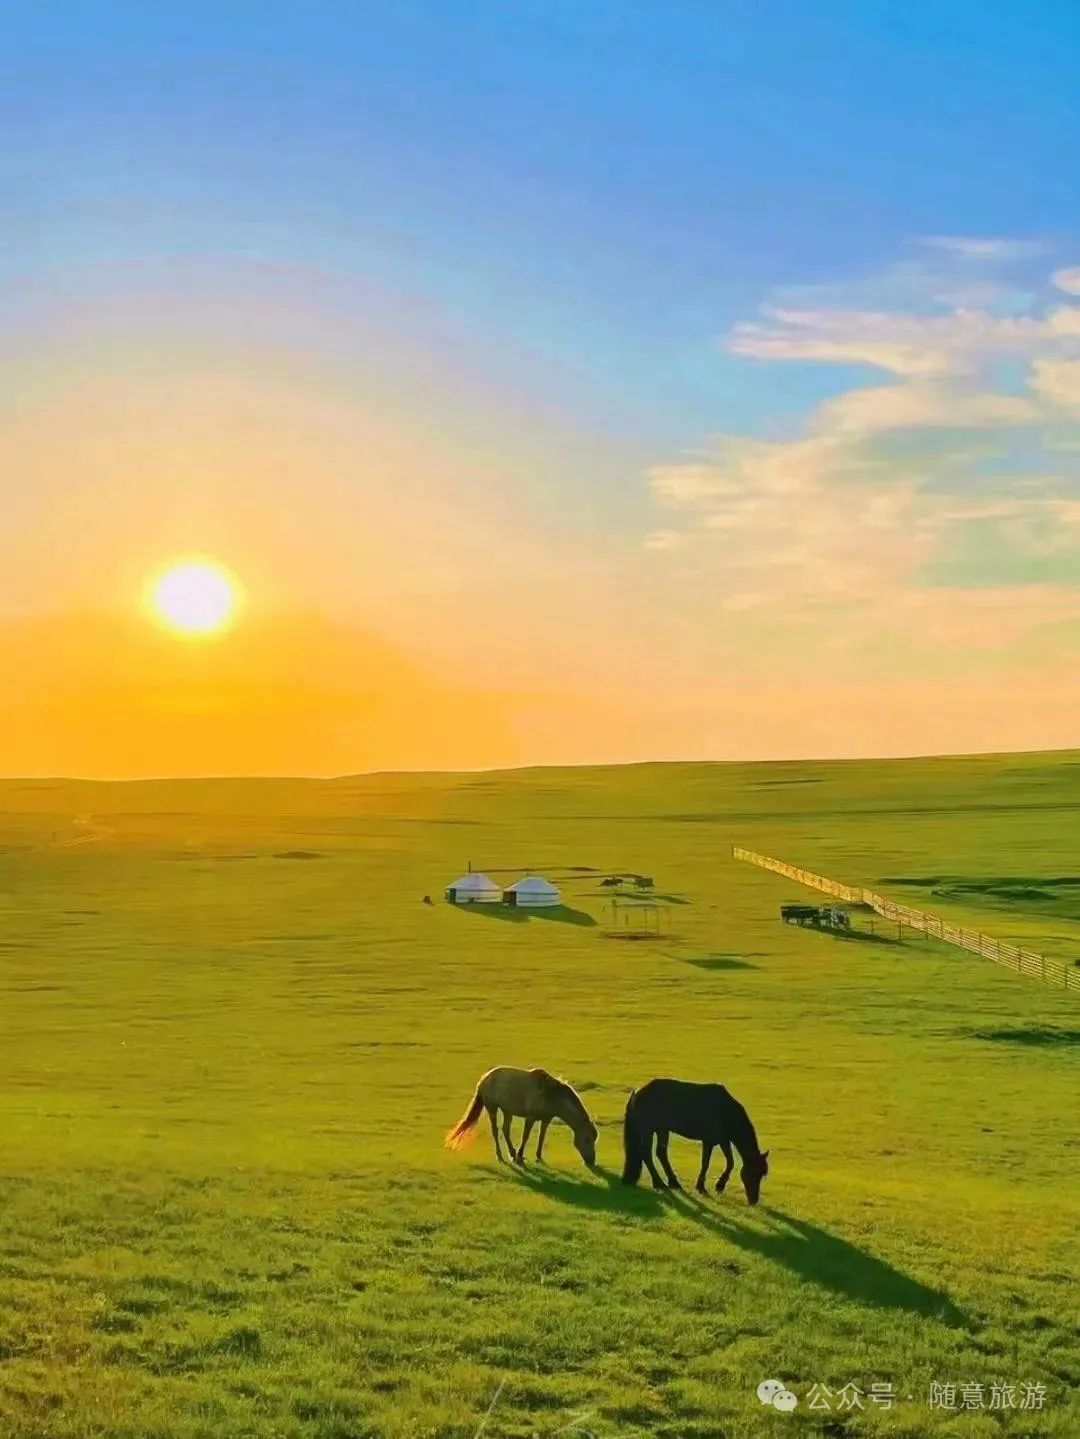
[633,876,654,890]
[622,1078,769,1204]
[444,1065,598,1168]
[600,876,623,887]
[780,902,821,926]
[422,895,433,905]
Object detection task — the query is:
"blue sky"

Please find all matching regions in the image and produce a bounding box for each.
[6,0,1079,451]
[4,2,1080,768]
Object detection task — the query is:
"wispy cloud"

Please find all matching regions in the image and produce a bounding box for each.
[1052,266,1080,296]
[642,528,685,550]
[816,383,1038,434]
[1030,358,1080,412]
[729,303,1080,378]
[649,243,1080,641]
[921,235,1048,261]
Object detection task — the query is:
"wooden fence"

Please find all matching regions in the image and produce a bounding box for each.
[732,846,1080,994]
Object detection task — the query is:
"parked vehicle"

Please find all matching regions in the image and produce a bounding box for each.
[820,905,851,931]
[780,903,821,926]
[780,902,850,931]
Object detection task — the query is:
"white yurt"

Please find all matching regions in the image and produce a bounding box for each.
[445,871,502,905]
[504,874,561,908]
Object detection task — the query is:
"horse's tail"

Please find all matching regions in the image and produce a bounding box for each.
[621,1088,644,1185]
[444,1081,484,1150]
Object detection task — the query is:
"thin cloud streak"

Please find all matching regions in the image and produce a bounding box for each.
[921,236,1048,261]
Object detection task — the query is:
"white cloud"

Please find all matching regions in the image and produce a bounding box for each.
[1052,266,1080,295]
[921,236,1047,261]
[648,462,737,507]
[729,304,1080,379]
[649,245,1080,618]
[1030,359,1080,412]
[1046,305,1080,337]
[729,308,958,376]
[772,259,1023,316]
[649,431,930,604]
[816,383,1038,436]
[643,529,685,550]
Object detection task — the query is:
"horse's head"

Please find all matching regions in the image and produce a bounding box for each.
[740,1149,769,1205]
[573,1119,599,1169]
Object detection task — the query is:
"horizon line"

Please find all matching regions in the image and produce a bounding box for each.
[1,742,1077,785]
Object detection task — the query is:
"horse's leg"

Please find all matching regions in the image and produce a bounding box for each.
[502,1110,519,1164]
[488,1105,509,1162]
[715,1139,734,1193]
[487,1105,506,1163]
[696,1142,714,1194]
[517,1118,535,1165]
[535,1117,552,1161]
[655,1129,681,1189]
[642,1130,666,1191]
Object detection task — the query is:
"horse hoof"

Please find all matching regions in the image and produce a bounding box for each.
[695,1183,707,1195]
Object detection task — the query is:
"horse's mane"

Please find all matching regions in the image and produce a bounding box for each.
[531,1068,593,1128]
[723,1092,762,1159]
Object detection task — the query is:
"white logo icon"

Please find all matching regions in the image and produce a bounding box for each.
[757,1379,798,1411]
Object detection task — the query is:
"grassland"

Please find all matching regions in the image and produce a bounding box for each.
[1,751,1078,1438]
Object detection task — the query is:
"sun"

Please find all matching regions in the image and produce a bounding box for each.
[147,559,242,638]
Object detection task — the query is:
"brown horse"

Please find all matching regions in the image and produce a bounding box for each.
[445,1066,598,1168]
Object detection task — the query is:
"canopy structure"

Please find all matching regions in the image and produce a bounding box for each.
[445,872,501,904]
[504,874,561,908]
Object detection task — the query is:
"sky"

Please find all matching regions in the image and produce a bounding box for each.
[3,1,1080,775]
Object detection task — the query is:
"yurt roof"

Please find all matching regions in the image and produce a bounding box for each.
[448,872,500,891]
[505,874,559,894]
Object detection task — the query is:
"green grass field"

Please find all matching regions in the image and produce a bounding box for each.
[1,752,1078,1437]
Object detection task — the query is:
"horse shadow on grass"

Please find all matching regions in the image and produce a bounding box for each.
[509,1170,966,1326]
[672,1196,969,1327]
[506,1164,668,1218]
[455,904,597,928]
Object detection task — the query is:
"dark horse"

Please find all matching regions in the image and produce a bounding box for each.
[622,1078,769,1204]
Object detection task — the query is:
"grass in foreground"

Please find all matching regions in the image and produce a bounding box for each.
[0,751,1078,1436]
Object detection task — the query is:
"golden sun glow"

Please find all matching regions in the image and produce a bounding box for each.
[147,560,242,637]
